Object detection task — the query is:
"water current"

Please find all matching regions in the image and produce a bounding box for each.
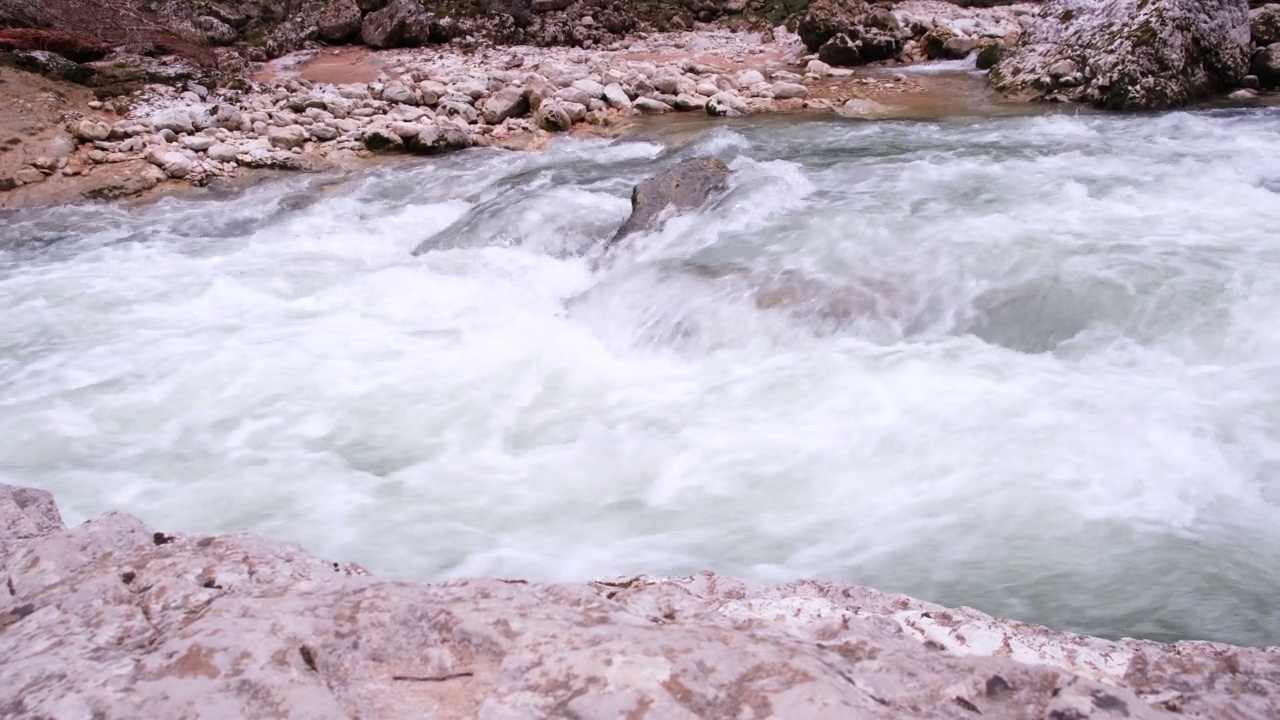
[3,107,1280,647]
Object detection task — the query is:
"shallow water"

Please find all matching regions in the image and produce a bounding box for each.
[4,108,1280,647]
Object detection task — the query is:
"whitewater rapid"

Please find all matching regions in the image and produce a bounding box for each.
[3,108,1280,647]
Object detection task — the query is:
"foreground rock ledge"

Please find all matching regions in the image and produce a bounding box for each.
[1,484,1277,719]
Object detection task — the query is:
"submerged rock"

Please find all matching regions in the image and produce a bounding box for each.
[609,156,731,247]
[989,0,1251,110]
[1,482,1279,719]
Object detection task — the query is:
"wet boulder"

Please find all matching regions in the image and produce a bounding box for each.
[608,157,731,247]
[989,0,1251,110]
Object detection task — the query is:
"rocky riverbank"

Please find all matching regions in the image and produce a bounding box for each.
[0,1,1037,210]
[2,482,1278,718]
[0,0,1276,209]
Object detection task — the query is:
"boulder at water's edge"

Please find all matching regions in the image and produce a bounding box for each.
[988,0,1251,110]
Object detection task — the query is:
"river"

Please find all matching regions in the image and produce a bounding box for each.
[3,107,1280,647]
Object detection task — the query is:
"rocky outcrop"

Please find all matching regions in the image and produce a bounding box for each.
[360,0,432,47]
[1254,43,1280,86]
[2,482,1279,719]
[1252,4,1280,46]
[609,157,731,246]
[798,0,906,66]
[988,0,1252,110]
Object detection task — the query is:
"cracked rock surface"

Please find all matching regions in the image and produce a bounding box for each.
[1,482,1278,719]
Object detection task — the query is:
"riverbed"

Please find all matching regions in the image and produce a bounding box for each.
[3,106,1279,647]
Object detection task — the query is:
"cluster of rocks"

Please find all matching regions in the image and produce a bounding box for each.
[3,481,1278,719]
[24,27,926,191]
[799,0,1035,69]
[9,0,762,62]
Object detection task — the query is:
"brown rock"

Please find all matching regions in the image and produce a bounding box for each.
[80,160,167,200]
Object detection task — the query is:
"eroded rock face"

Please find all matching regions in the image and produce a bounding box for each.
[988,0,1251,110]
[1253,4,1280,46]
[609,156,731,247]
[361,0,433,47]
[799,0,906,65]
[1,482,1279,719]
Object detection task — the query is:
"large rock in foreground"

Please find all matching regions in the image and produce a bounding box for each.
[2,482,1279,719]
[988,0,1251,109]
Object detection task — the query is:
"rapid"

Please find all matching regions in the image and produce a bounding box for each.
[3,107,1280,647]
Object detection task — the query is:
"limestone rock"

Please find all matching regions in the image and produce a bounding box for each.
[481,86,530,124]
[634,97,673,114]
[206,143,241,163]
[603,83,633,110]
[798,0,904,61]
[571,78,606,99]
[4,481,1276,719]
[81,161,168,200]
[554,86,593,106]
[706,91,748,117]
[806,59,832,77]
[534,98,575,131]
[194,15,239,45]
[1252,4,1280,46]
[150,107,196,135]
[145,147,195,178]
[610,156,731,245]
[180,135,217,152]
[361,0,431,48]
[268,125,310,149]
[673,93,708,110]
[70,119,110,142]
[317,0,364,42]
[989,0,1252,110]
[798,0,868,50]
[771,82,809,100]
[408,124,474,154]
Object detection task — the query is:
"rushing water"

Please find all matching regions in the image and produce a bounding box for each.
[3,108,1280,648]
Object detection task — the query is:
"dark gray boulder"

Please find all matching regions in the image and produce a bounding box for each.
[608,157,730,247]
[1254,43,1280,86]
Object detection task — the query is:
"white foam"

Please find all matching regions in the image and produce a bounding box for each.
[4,111,1280,646]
